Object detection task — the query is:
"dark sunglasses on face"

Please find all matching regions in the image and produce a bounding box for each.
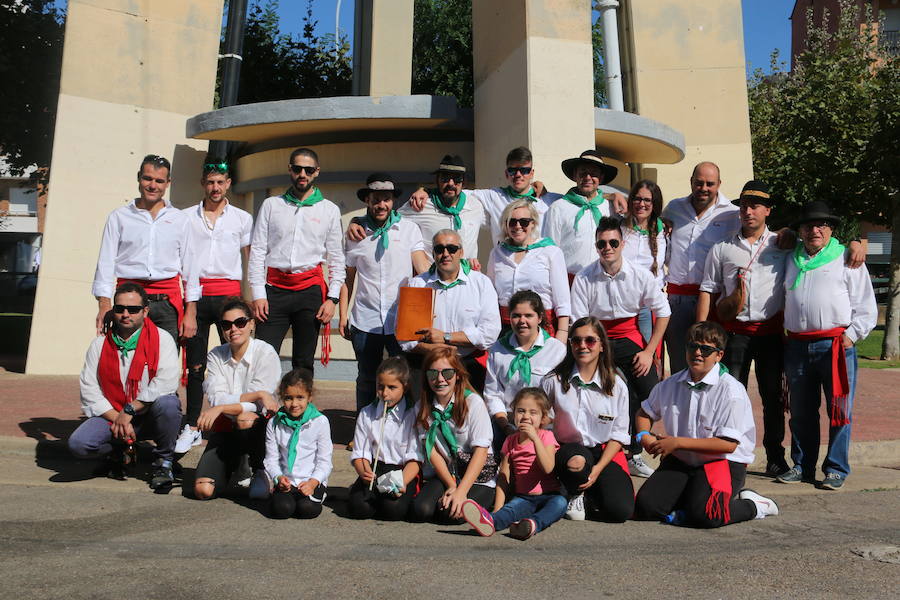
[433,244,461,255]
[507,217,534,229]
[425,368,457,382]
[220,317,251,330]
[506,166,533,176]
[438,173,464,183]
[595,239,621,250]
[289,165,318,176]
[113,304,145,315]
[570,336,599,348]
[687,342,722,357]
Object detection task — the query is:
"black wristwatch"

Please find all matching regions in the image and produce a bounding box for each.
[122,403,136,417]
[327,296,339,304]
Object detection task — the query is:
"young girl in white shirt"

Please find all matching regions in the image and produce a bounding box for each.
[264,369,333,519]
[348,357,422,520]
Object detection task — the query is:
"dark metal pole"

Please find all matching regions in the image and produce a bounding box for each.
[209,0,248,159]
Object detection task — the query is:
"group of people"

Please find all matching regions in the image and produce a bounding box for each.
[67,145,877,537]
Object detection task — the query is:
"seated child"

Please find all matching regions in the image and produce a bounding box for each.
[263,369,333,519]
[634,321,778,527]
[461,387,567,540]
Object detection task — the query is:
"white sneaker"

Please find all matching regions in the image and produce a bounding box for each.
[628,455,655,478]
[565,493,586,521]
[739,489,779,519]
[248,469,271,500]
[174,425,202,454]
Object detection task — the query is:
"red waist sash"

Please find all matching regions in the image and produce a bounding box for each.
[722,312,784,337]
[667,283,701,296]
[703,459,733,525]
[499,306,558,337]
[117,276,184,329]
[787,327,850,426]
[266,265,331,365]
[601,316,645,351]
[200,278,241,297]
[599,444,630,475]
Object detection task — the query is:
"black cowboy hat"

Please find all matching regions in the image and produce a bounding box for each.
[356,172,403,201]
[732,180,774,207]
[561,149,618,184]
[790,200,841,229]
[430,154,467,176]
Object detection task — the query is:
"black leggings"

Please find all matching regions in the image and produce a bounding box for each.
[555,443,635,523]
[347,462,416,521]
[410,478,496,524]
[269,484,326,519]
[634,456,756,528]
[194,421,267,498]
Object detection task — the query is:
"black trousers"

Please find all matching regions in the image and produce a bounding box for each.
[634,455,756,528]
[194,420,267,498]
[610,337,659,454]
[270,483,326,519]
[554,443,634,523]
[723,332,786,464]
[347,462,415,521]
[184,295,228,426]
[146,294,179,344]
[256,284,322,372]
[406,351,487,406]
[410,478,496,524]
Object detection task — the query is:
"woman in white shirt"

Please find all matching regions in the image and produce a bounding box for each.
[487,199,570,341]
[193,298,282,501]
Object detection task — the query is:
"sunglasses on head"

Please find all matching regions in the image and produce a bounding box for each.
[433,244,461,255]
[220,317,252,330]
[425,368,457,382]
[687,342,722,357]
[113,304,145,315]
[204,162,229,174]
[570,336,600,348]
[438,172,464,183]
[595,239,621,250]
[506,166,533,176]
[507,217,534,229]
[289,165,318,176]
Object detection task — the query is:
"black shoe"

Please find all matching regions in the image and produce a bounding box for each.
[94,452,127,480]
[149,461,174,490]
[765,460,790,478]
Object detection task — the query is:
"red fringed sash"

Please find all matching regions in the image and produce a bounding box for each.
[98,318,160,412]
[787,327,850,426]
[703,459,732,525]
[200,277,241,297]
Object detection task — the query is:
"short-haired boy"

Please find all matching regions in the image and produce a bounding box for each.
[634,322,778,527]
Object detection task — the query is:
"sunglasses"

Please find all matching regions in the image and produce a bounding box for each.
[570,336,600,348]
[204,162,229,174]
[595,239,621,250]
[433,244,461,255]
[220,317,252,330]
[143,154,171,170]
[113,304,145,315]
[507,217,534,229]
[438,173,464,183]
[687,342,722,357]
[289,165,318,176]
[506,166,533,176]
[425,368,457,382]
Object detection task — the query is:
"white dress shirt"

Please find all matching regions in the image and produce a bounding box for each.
[621,226,668,290]
[350,399,421,466]
[570,258,672,321]
[394,268,501,357]
[344,216,425,334]
[397,191,485,258]
[182,201,253,302]
[484,333,567,416]
[248,194,345,300]
[543,192,613,274]
[783,248,877,343]
[540,369,631,448]
[487,243,571,316]
[662,193,740,286]
[471,187,560,244]
[78,328,180,417]
[203,338,282,416]
[419,392,496,486]
[92,200,190,299]
[264,413,333,487]
[700,228,789,322]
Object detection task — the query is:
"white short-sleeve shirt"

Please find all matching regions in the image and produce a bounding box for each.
[540,368,631,448]
[182,201,254,301]
[397,191,485,259]
[570,258,672,321]
[662,193,739,286]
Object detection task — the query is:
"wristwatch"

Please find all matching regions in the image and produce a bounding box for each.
[327,296,339,304]
[122,403,136,417]
[443,331,452,344]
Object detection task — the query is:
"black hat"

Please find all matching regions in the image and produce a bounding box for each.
[356,172,403,201]
[561,149,618,183]
[431,154,467,176]
[791,200,841,229]
[732,180,774,207]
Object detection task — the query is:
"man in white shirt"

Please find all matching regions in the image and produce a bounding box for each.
[248,147,345,372]
[777,201,877,490]
[69,283,181,490]
[698,180,790,476]
[175,159,254,453]
[92,154,192,343]
[339,172,430,410]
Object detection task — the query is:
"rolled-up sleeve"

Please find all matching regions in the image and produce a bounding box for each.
[462,277,500,350]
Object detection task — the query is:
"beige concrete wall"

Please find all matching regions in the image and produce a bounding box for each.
[354,0,414,96]
[27,0,223,375]
[625,0,753,201]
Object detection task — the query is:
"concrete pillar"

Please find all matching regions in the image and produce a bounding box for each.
[471,0,596,193]
[596,0,624,111]
[27,0,223,374]
[352,0,414,96]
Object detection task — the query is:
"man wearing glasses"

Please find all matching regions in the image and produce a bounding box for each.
[393,229,501,396]
[70,283,181,490]
[248,147,345,372]
[176,159,254,454]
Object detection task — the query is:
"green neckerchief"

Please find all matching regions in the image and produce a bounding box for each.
[633,218,665,236]
[365,210,401,250]
[572,372,600,391]
[502,186,536,200]
[789,237,845,290]
[424,400,457,464]
[430,189,467,230]
[500,329,550,385]
[500,236,556,253]
[428,258,472,289]
[272,404,323,472]
[563,187,605,232]
[282,186,324,208]
[112,327,142,358]
[685,364,729,391]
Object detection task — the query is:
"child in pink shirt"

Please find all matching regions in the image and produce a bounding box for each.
[462,388,567,540]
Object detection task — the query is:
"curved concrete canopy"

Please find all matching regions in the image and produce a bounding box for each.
[594,108,685,164]
[186,95,473,145]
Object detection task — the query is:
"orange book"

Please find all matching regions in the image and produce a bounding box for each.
[395,286,435,341]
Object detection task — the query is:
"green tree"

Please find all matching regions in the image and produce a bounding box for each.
[747,0,900,359]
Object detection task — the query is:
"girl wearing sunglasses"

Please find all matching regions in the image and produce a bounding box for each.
[541,316,634,522]
[193,298,282,502]
[487,199,571,342]
[410,347,497,524]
